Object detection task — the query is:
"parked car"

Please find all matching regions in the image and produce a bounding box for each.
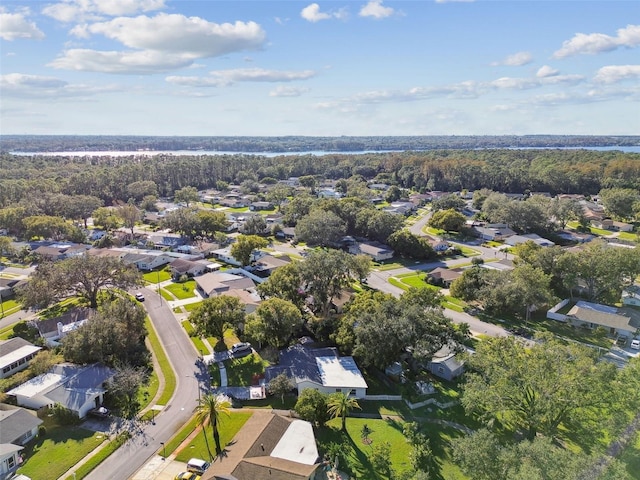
[186,458,210,475]
[88,406,110,419]
[175,473,200,480]
[230,342,251,353]
[135,292,145,301]
[631,338,640,350]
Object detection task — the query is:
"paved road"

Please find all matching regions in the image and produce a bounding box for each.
[85,287,204,480]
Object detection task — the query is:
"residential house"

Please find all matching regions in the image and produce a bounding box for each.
[505,233,555,247]
[147,234,187,250]
[279,177,300,187]
[31,307,94,347]
[32,243,88,261]
[427,267,464,287]
[195,272,257,298]
[622,285,640,307]
[349,242,394,262]
[317,188,342,199]
[0,338,42,379]
[565,301,637,338]
[383,201,416,215]
[0,405,43,446]
[6,363,115,419]
[250,255,291,279]
[220,193,250,208]
[0,278,26,300]
[203,414,320,480]
[0,444,23,479]
[169,258,208,280]
[7,363,115,418]
[429,239,450,252]
[426,346,466,381]
[265,344,368,398]
[249,201,273,211]
[275,227,296,241]
[471,223,516,241]
[210,246,265,267]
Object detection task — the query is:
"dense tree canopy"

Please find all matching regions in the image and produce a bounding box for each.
[190,295,246,341]
[19,255,142,309]
[244,298,303,349]
[462,334,615,440]
[62,298,148,366]
[230,234,268,266]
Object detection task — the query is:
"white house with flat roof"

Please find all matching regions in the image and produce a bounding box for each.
[0,338,42,379]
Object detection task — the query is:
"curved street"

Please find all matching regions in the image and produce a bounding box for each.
[85,287,202,480]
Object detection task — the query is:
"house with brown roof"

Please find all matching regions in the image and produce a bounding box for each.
[202,414,321,480]
[31,307,94,347]
[427,267,464,287]
[169,258,208,279]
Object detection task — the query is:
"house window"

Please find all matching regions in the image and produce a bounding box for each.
[335,389,342,393]
[7,456,15,469]
[438,366,445,374]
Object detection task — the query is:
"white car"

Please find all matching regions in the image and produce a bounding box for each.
[135,292,145,302]
[630,339,640,350]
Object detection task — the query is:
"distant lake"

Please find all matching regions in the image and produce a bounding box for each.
[10,146,640,156]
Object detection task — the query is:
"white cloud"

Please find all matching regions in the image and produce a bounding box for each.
[300,3,347,22]
[490,76,538,90]
[594,65,640,84]
[491,51,532,67]
[51,14,267,74]
[553,24,640,58]
[0,9,44,41]
[0,72,118,97]
[359,1,394,19]
[536,65,559,78]
[166,68,317,87]
[269,86,310,97]
[42,0,166,22]
[77,14,265,56]
[49,49,194,74]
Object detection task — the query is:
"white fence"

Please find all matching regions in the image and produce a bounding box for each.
[364,394,458,410]
[547,298,570,322]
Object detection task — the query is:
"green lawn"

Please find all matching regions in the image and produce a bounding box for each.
[38,298,82,319]
[17,424,105,480]
[315,417,468,479]
[617,231,639,242]
[0,323,16,340]
[390,273,441,292]
[67,431,130,480]
[145,317,177,406]
[158,288,174,301]
[458,246,480,257]
[143,268,172,284]
[164,280,197,299]
[225,353,269,387]
[174,411,253,462]
[184,301,203,312]
[181,320,210,354]
[0,298,20,318]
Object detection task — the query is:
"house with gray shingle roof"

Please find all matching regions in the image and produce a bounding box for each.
[0,405,42,446]
[0,338,42,379]
[6,363,114,419]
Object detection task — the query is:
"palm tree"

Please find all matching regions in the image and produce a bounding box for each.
[195,393,231,457]
[327,392,361,431]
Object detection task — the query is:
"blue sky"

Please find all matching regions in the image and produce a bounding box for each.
[1,0,638,136]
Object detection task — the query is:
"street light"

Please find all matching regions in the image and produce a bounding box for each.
[160,442,165,460]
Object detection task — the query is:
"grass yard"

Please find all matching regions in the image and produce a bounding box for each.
[143,268,172,284]
[316,417,468,480]
[163,280,197,299]
[458,246,480,257]
[183,301,203,312]
[225,353,269,386]
[174,411,253,462]
[389,272,441,292]
[145,317,177,406]
[617,231,639,242]
[181,320,209,354]
[0,298,20,318]
[38,298,82,319]
[17,423,105,480]
[0,323,15,340]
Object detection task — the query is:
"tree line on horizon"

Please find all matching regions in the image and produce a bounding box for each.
[0,149,638,209]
